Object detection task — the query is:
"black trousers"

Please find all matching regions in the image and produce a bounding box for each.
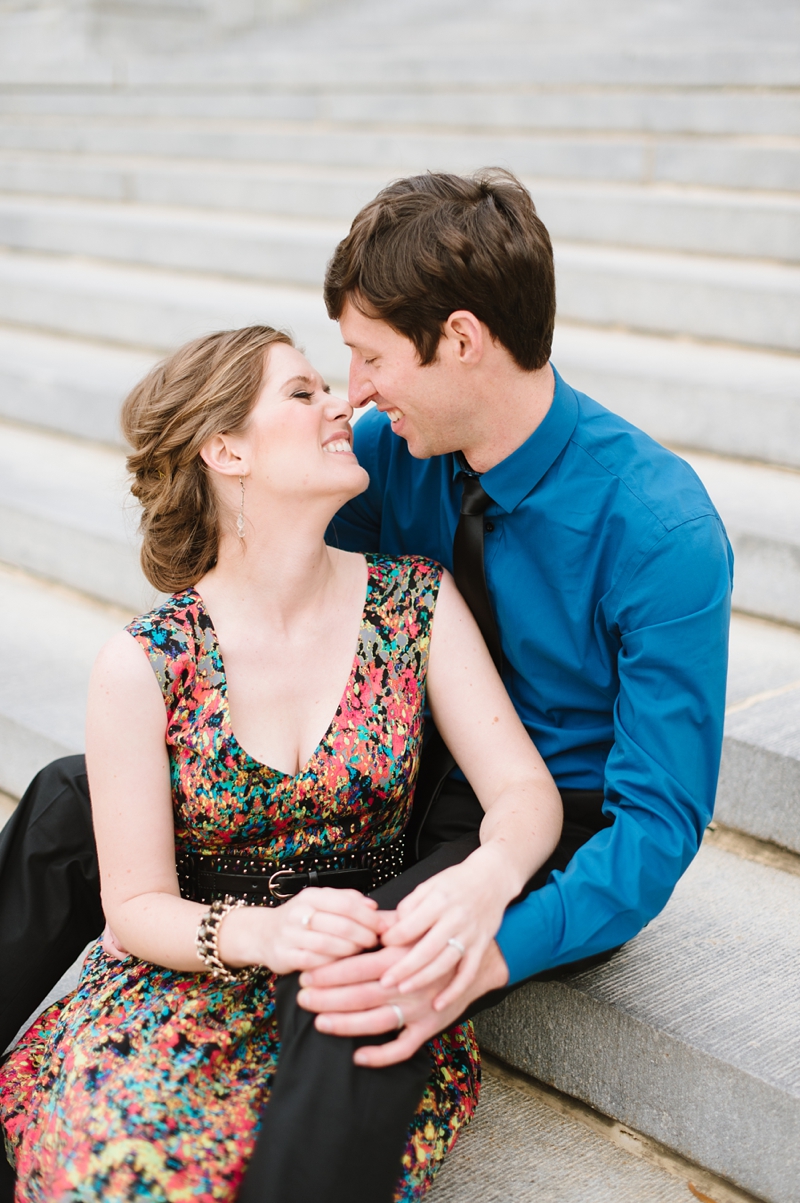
[0,758,614,1202]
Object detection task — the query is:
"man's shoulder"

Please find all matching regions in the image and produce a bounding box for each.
[566,385,719,535]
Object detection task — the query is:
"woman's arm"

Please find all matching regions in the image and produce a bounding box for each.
[87,632,384,975]
[379,570,563,1003]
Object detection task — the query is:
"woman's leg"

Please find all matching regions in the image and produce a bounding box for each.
[0,756,103,1053]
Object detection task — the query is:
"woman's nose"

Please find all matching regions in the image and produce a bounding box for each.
[325,392,354,422]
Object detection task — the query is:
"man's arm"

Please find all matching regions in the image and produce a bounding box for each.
[298,513,733,1062]
[496,513,733,982]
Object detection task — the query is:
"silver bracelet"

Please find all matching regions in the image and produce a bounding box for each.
[195,894,254,982]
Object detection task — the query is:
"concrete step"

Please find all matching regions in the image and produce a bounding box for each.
[432,1061,758,1203]
[553,324,800,472]
[2,83,800,140]
[474,839,800,1203]
[0,116,798,192]
[0,420,154,612]
[0,326,153,446]
[3,154,799,264]
[3,197,799,352]
[0,195,345,289]
[0,249,350,382]
[0,563,131,798]
[2,269,799,472]
[722,614,800,854]
[681,451,800,629]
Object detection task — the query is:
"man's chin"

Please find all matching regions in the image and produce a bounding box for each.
[392,427,453,461]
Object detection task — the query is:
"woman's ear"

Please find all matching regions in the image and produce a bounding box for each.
[199,432,246,477]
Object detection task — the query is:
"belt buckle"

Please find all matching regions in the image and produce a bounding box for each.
[268,868,297,901]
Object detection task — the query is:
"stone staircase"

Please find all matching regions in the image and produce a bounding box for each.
[0,0,799,1199]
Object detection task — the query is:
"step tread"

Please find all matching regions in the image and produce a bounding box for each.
[474,840,800,1200]
[431,1068,699,1203]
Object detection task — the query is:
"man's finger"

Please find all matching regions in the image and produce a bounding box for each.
[353,1026,429,1067]
[314,1005,400,1038]
[297,981,390,1014]
[299,944,404,989]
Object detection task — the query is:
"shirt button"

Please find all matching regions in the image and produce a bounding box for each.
[485,521,495,533]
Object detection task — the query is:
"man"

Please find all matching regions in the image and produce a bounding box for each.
[0,169,732,1202]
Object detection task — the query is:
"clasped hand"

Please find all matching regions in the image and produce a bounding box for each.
[297,850,511,1066]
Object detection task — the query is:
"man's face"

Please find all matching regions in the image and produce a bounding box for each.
[339,300,468,459]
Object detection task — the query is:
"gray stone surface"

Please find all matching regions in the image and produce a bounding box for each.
[430,1068,694,1203]
[681,451,800,629]
[3,197,799,354]
[0,419,151,609]
[0,564,130,796]
[0,325,153,446]
[474,844,800,1203]
[717,688,800,853]
[554,324,800,471]
[0,249,350,382]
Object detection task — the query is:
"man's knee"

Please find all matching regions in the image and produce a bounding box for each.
[3,755,92,860]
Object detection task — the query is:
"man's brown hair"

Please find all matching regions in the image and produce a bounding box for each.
[324,168,555,371]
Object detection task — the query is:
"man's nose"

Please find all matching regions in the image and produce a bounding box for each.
[348,362,374,408]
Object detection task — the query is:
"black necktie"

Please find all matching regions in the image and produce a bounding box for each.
[452,469,503,672]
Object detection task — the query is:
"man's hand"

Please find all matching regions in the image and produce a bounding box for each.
[296,939,509,1067]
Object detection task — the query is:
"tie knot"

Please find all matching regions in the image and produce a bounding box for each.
[460,472,491,517]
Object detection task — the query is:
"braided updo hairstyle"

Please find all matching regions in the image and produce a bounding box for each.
[121,325,293,593]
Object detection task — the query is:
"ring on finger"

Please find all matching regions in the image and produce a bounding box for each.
[447,937,466,957]
[390,1003,405,1030]
[301,911,314,929]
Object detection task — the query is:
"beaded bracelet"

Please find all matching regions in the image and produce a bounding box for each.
[195,894,255,983]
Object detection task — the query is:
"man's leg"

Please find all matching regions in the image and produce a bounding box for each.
[238,780,613,1203]
[238,833,481,1203]
[0,755,103,1053]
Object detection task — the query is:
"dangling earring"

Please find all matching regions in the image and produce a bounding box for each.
[237,476,246,539]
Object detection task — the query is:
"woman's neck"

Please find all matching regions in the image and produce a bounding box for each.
[198,506,342,636]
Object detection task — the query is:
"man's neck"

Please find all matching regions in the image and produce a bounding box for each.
[459,362,556,474]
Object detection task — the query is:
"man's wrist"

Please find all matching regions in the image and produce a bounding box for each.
[476,939,510,996]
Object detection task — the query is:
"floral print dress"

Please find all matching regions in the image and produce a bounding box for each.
[0,554,480,1202]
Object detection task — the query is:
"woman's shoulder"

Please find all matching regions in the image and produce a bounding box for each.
[126,589,205,644]
[124,590,212,693]
[365,552,445,596]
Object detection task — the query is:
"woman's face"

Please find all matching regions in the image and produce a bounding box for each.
[237,343,369,506]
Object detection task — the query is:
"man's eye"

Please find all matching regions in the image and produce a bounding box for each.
[363,358,376,368]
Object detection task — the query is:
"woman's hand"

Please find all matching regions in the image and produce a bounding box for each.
[377,844,513,1011]
[219,888,388,976]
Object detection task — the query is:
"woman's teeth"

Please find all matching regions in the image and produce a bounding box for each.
[324,439,351,454]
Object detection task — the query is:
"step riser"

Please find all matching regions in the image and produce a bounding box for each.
[3,206,800,352]
[557,339,800,472]
[5,325,799,471]
[3,158,799,263]
[1,88,800,138]
[473,974,799,1203]
[0,713,73,800]
[0,258,351,382]
[716,736,800,854]
[0,506,151,612]
[0,122,799,191]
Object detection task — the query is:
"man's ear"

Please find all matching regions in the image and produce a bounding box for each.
[199,432,246,477]
[443,311,485,365]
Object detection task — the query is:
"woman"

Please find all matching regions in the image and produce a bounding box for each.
[0,326,562,1201]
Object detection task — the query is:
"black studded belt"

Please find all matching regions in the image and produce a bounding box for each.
[177,836,406,906]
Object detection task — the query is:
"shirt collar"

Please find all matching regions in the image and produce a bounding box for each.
[450,365,579,513]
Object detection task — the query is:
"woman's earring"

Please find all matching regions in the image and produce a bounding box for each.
[237,476,245,539]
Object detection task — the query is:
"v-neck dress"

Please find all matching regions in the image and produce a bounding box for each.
[0,553,480,1202]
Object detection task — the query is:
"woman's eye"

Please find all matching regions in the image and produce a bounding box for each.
[291,390,313,401]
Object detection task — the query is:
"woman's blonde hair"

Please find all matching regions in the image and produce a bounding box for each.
[121,325,293,593]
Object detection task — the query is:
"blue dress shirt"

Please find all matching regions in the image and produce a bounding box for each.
[329,368,733,985]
